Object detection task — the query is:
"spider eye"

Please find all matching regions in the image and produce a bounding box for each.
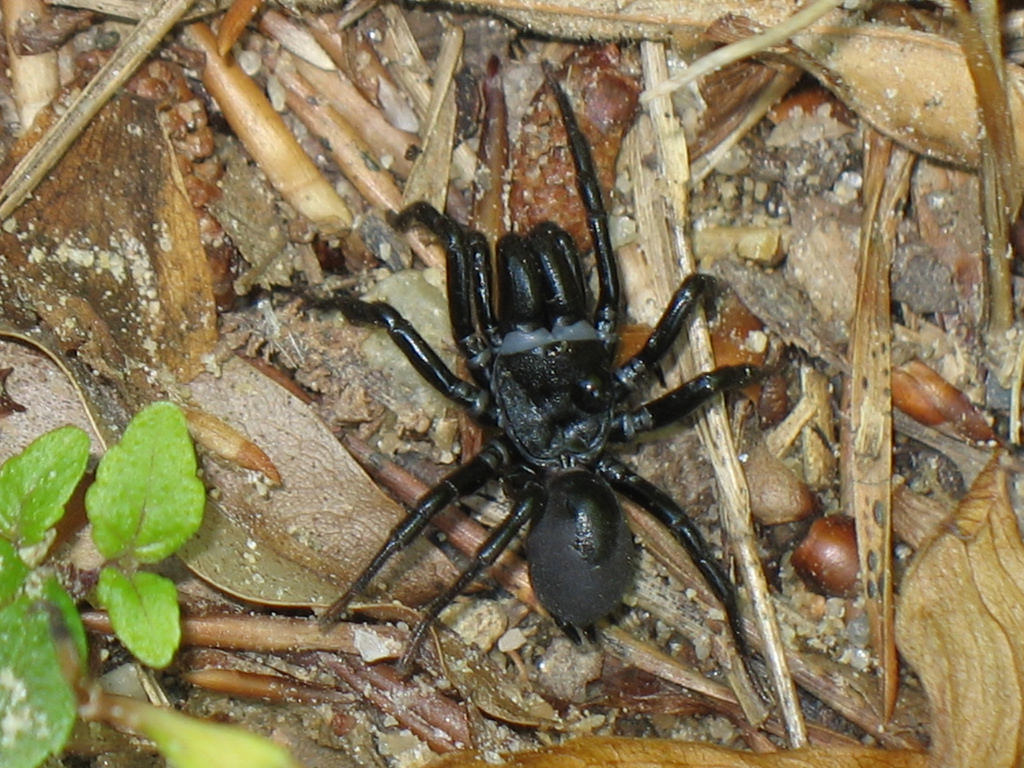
[573,375,610,413]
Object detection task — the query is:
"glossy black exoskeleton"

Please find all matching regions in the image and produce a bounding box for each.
[322,67,758,668]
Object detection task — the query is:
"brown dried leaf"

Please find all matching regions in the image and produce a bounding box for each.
[428,735,927,767]
[790,25,1024,169]
[0,95,217,390]
[183,406,282,485]
[896,453,1024,768]
[434,631,559,728]
[0,339,102,462]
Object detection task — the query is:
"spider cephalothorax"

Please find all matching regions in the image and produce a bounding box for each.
[323,66,758,666]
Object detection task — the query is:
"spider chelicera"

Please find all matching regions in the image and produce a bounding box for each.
[322,67,759,669]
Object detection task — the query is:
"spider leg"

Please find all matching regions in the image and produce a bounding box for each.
[320,438,513,625]
[495,233,547,334]
[397,471,543,673]
[467,230,501,351]
[544,66,620,342]
[614,274,715,392]
[393,201,496,383]
[597,456,749,657]
[337,294,491,420]
[611,364,759,441]
[529,221,589,326]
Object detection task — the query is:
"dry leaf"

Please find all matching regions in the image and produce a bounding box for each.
[183,407,282,485]
[0,95,217,389]
[0,339,102,461]
[181,356,456,608]
[896,453,1024,768]
[427,735,926,767]
[434,631,559,728]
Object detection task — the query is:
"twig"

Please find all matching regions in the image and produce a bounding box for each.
[378,3,476,186]
[640,39,808,747]
[290,56,417,178]
[640,0,846,104]
[2,0,59,133]
[935,0,1020,334]
[401,23,462,210]
[690,69,800,185]
[188,21,352,231]
[270,50,443,267]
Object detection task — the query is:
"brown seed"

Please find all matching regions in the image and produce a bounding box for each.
[744,443,816,525]
[791,515,859,598]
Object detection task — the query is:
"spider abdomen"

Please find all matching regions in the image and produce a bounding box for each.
[527,469,636,629]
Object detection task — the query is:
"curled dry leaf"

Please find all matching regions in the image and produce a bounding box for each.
[183,407,282,485]
[427,735,926,767]
[896,453,1024,768]
[892,359,997,444]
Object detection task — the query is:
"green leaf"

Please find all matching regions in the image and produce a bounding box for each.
[96,567,180,668]
[40,577,88,667]
[0,538,29,606]
[0,597,77,768]
[0,426,90,547]
[86,402,204,563]
[126,701,303,768]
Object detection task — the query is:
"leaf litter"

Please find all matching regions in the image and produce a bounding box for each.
[1,0,1024,766]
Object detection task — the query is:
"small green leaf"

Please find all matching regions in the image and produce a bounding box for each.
[0,596,77,768]
[96,567,180,668]
[86,402,204,563]
[126,701,303,768]
[0,538,29,606]
[0,426,90,547]
[40,577,88,667]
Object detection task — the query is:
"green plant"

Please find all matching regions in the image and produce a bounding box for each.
[0,401,300,768]
[86,402,205,668]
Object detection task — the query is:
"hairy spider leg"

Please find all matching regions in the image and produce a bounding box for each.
[392,202,496,384]
[335,295,491,420]
[597,456,749,657]
[320,438,513,625]
[397,469,542,673]
[614,274,717,392]
[612,364,760,441]
[544,66,620,342]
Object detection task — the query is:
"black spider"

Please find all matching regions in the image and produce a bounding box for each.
[323,68,758,669]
